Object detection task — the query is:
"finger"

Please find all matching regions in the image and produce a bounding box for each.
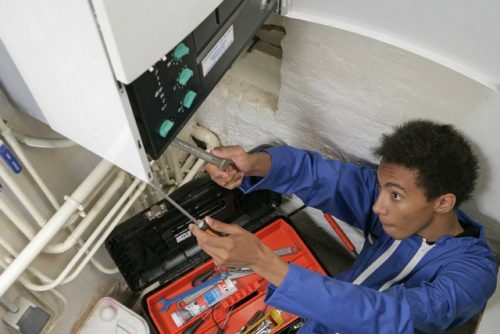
[210,146,243,159]
[224,172,244,189]
[189,223,228,249]
[205,164,238,182]
[204,216,245,235]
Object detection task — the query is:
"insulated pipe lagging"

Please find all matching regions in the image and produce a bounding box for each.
[0,159,114,298]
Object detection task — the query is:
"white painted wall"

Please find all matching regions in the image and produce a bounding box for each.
[196,16,500,255]
[284,0,500,91]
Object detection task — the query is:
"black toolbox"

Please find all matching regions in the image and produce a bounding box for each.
[106,175,326,334]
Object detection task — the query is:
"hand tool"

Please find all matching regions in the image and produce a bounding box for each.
[148,182,201,226]
[159,269,254,312]
[159,274,221,312]
[236,310,266,334]
[192,269,217,287]
[197,219,226,237]
[323,213,358,257]
[149,184,225,237]
[172,138,233,171]
[217,305,234,334]
[273,246,299,256]
[182,307,214,334]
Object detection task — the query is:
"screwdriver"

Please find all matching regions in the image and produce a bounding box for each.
[172,138,233,171]
[183,309,213,334]
[323,213,358,257]
[148,181,224,236]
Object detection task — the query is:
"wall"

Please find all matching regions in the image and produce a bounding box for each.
[196,15,500,255]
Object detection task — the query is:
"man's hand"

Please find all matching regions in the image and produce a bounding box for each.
[189,217,289,286]
[205,146,271,189]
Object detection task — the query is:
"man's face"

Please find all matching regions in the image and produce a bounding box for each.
[373,161,436,240]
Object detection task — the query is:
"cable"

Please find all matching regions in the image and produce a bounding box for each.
[286,204,307,218]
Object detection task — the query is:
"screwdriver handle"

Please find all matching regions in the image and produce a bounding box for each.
[171,138,233,171]
[183,317,204,334]
[323,213,358,256]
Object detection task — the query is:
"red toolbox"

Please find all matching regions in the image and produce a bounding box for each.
[106,175,326,333]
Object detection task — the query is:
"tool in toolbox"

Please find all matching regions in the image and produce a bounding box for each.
[159,268,254,312]
[142,218,326,334]
[190,246,299,288]
[181,308,213,334]
[107,174,325,334]
[323,213,358,257]
[171,138,233,171]
[241,308,284,334]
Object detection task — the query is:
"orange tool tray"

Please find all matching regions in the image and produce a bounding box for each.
[144,217,326,334]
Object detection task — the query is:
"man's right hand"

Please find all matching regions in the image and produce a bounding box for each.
[205,145,272,189]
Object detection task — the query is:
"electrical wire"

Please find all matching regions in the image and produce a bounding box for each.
[286,204,307,218]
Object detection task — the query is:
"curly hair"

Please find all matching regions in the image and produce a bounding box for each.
[374,120,478,207]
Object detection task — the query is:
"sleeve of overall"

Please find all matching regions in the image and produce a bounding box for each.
[266,257,497,334]
[403,253,498,332]
[265,264,413,334]
[240,146,379,230]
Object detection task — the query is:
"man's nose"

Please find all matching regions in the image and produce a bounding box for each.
[372,194,387,216]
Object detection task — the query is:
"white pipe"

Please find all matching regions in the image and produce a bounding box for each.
[0,196,36,239]
[89,258,119,275]
[0,162,48,226]
[12,130,76,149]
[43,171,126,254]
[62,183,146,284]
[191,123,221,149]
[0,159,114,298]
[166,150,183,184]
[179,158,206,186]
[0,120,60,210]
[16,178,141,291]
[0,258,67,323]
[61,169,117,228]
[156,154,175,186]
[178,124,222,186]
[180,154,197,174]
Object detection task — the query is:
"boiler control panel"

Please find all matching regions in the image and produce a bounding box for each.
[124,0,276,160]
[125,35,202,159]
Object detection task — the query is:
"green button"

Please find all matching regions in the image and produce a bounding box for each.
[159,120,174,138]
[182,90,197,109]
[173,43,190,61]
[178,68,194,86]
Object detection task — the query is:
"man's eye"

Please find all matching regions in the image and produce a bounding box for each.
[392,193,402,201]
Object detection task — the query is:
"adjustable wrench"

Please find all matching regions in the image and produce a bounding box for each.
[171,138,233,171]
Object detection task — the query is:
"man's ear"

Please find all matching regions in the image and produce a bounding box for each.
[433,193,456,214]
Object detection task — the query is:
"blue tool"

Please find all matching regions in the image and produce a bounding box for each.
[158,269,253,312]
[159,273,223,312]
[0,140,22,174]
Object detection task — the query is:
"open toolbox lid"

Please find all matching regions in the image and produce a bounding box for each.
[105,174,281,292]
[142,216,328,334]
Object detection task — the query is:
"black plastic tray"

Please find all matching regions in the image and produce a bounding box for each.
[105,174,281,292]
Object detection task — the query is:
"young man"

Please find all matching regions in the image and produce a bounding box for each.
[189,120,498,333]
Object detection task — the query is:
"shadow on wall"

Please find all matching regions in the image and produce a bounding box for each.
[462,141,500,260]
